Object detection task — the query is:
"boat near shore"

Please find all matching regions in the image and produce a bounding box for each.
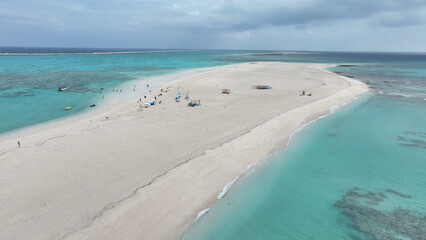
[58,86,68,91]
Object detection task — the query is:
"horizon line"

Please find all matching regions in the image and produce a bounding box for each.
[0,46,425,54]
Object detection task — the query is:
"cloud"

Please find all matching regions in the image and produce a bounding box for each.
[1,0,426,50]
[0,9,62,27]
[187,10,200,16]
[185,0,426,31]
[369,9,426,27]
[4,0,426,31]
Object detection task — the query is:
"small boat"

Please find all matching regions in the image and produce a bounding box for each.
[58,86,68,91]
[90,104,96,107]
[65,106,71,110]
[251,85,271,89]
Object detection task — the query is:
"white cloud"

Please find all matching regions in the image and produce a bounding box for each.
[172,3,181,9]
[1,0,426,51]
[187,10,200,16]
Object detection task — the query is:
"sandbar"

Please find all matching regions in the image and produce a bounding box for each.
[0,62,368,240]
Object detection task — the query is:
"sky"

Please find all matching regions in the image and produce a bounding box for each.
[1,0,426,51]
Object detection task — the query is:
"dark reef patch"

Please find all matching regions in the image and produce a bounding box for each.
[337,65,356,67]
[384,189,412,199]
[343,75,355,78]
[397,131,426,149]
[0,91,35,98]
[405,131,426,139]
[0,71,134,92]
[332,71,355,79]
[327,132,339,137]
[334,188,426,240]
[248,53,284,56]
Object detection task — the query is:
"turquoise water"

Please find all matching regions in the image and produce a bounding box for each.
[2,48,426,239]
[0,50,239,134]
[179,51,426,239]
[182,95,426,240]
[1,49,425,134]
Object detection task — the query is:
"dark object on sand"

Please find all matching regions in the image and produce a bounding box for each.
[176,90,181,102]
[188,99,200,107]
[222,89,230,94]
[251,85,271,89]
[300,90,311,96]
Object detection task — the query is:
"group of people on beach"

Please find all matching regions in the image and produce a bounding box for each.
[135,85,174,108]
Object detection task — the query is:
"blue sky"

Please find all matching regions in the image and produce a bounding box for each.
[1,0,426,51]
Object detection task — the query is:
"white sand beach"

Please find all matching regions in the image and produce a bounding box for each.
[0,62,368,240]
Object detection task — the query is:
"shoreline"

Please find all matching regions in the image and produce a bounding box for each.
[189,79,371,232]
[0,64,236,143]
[0,62,369,240]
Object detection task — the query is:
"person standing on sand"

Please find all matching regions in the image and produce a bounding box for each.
[17,141,20,148]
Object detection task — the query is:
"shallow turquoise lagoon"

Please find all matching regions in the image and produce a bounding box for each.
[0,50,236,134]
[182,95,426,240]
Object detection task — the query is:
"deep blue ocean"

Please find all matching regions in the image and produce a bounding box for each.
[1,48,425,239]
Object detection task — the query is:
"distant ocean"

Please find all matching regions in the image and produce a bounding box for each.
[1,48,426,239]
